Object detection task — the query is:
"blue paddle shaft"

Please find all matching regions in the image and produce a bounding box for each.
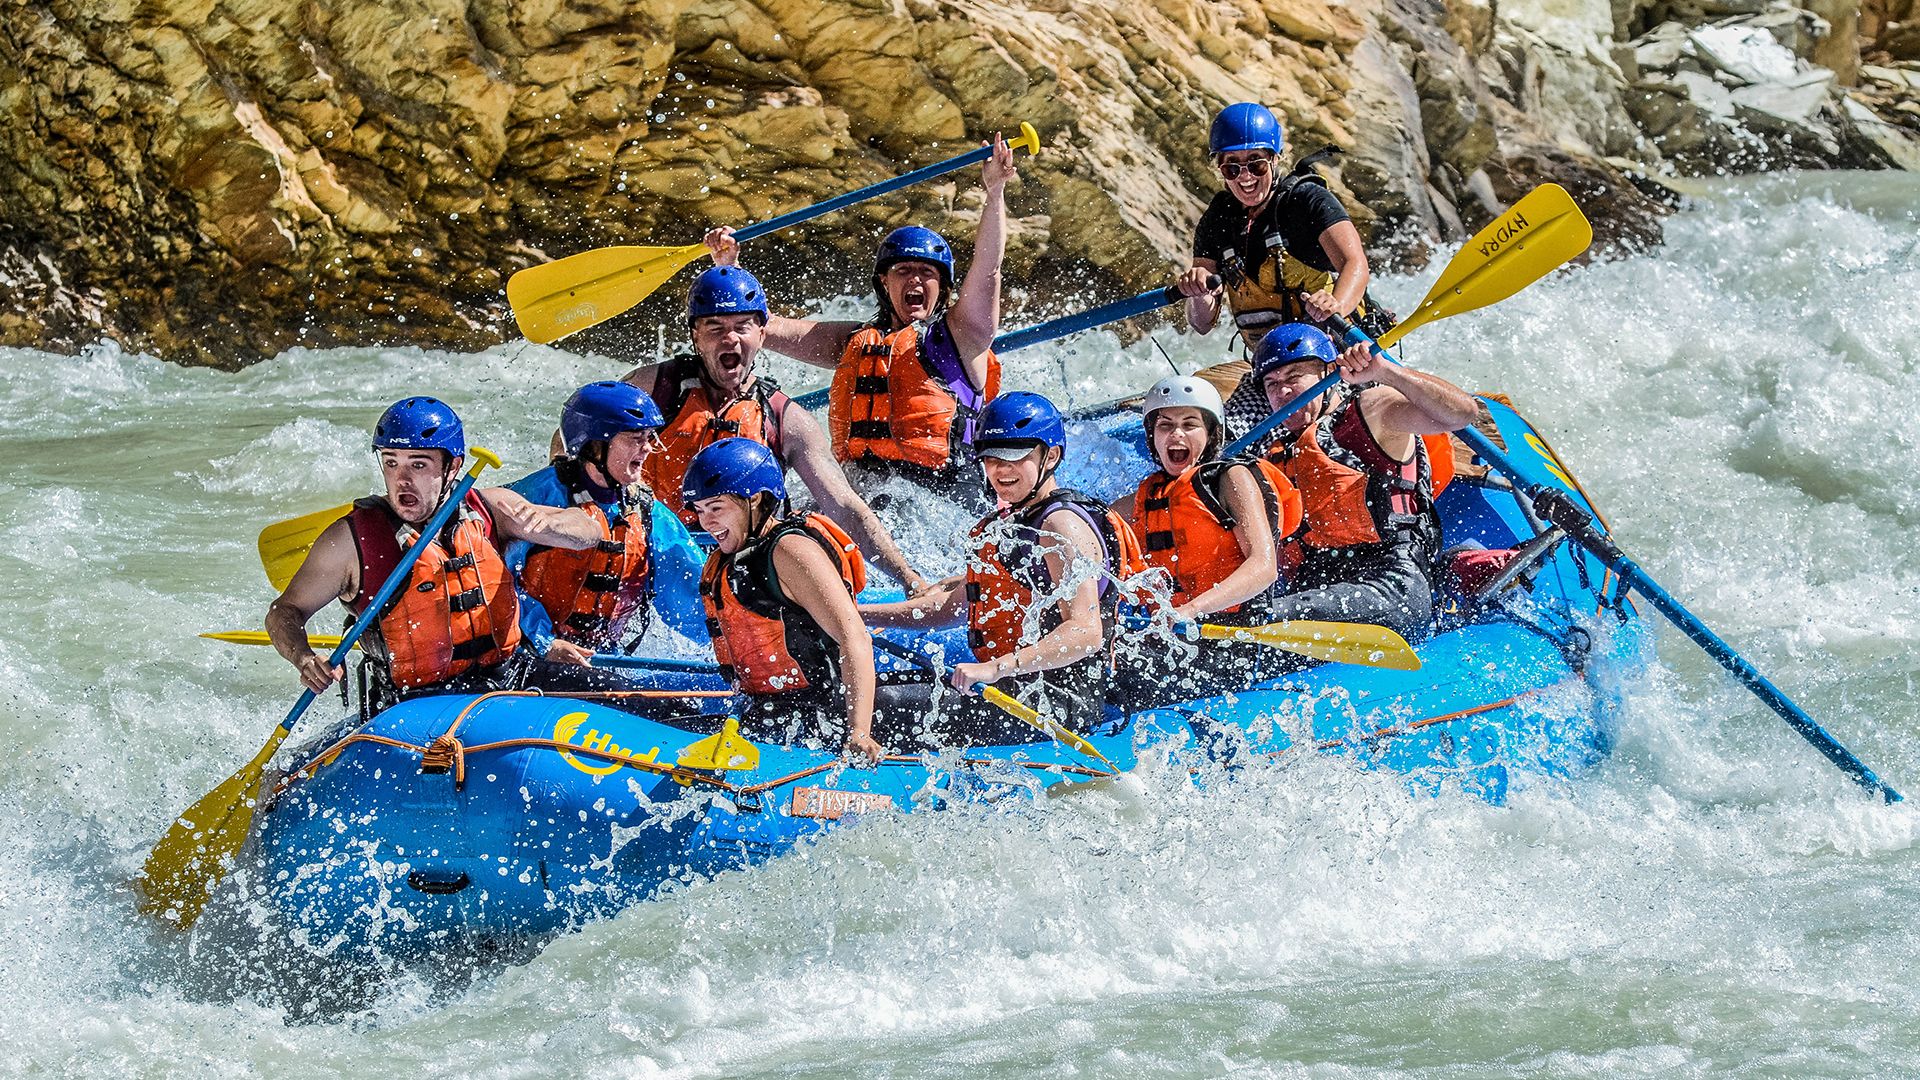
[732,143,999,245]
[282,467,491,729]
[1328,316,1902,803]
[589,655,724,674]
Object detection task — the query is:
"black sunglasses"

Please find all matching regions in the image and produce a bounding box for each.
[1218,158,1272,180]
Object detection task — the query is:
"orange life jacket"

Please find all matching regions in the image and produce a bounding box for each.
[1133,457,1303,615]
[348,492,522,690]
[643,356,792,521]
[1268,395,1452,557]
[700,513,866,696]
[966,488,1148,661]
[829,319,1002,471]
[520,500,651,650]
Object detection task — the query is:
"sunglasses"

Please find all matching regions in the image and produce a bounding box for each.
[1218,158,1272,180]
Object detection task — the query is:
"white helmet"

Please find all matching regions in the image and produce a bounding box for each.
[1142,375,1224,428]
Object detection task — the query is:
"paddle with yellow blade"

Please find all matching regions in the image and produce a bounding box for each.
[508,123,1043,344]
[201,629,347,650]
[258,502,351,592]
[1221,183,1595,459]
[1169,618,1421,671]
[139,449,505,928]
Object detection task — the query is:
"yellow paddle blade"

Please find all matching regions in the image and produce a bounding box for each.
[507,242,707,344]
[1198,619,1422,671]
[981,686,1116,768]
[136,723,292,927]
[1378,184,1593,349]
[201,630,349,650]
[676,716,760,772]
[257,502,351,593]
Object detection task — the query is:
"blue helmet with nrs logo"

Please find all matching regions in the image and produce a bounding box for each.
[874,226,955,288]
[1209,102,1284,156]
[687,266,769,325]
[974,391,1065,460]
[560,381,664,457]
[682,437,786,506]
[372,396,465,458]
[1252,323,1339,381]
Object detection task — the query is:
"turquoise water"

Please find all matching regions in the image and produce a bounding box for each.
[2,172,1918,1075]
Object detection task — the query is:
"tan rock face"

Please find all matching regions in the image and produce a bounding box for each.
[0,0,1797,368]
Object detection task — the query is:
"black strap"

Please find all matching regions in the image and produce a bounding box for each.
[1144,531,1175,553]
[446,586,485,613]
[850,419,891,440]
[583,570,621,593]
[450,635,498,661]
[441,552,475,573]
[852,375,889,395]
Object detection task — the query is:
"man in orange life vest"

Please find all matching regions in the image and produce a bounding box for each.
[621,265,930,596]
[698,133,1015,507]
[1251,324,1479,637]
[266,398,607,704]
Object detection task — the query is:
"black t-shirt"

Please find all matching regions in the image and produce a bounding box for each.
[1191,180,1351,275]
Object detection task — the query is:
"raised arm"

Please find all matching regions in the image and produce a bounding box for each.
[777,404,929,595]
[773,533,882,762]
[701,227,860,368]
[861,573,967,628]
[479,487,604,549]
[265,517,357,692]
[1335,343,1481,452]
[944,133,1016,383]
[1179,259,1223,336]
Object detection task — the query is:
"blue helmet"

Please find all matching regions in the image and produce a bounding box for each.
[974,391,1066,459]
[560,380,665,457]
[874,225,955,289]
[686,266,769,325]
[372,396,465,458]
[1209,102,1283,156]
[1252,323,1339,381]
[681,437,786,506]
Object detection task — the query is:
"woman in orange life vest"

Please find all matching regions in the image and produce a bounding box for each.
[1172,102,1397,441]
[615,265,929,597]
[863,392,1145,739]
[265,397,606,709]
[685,437,885,764]
[504,381,711,701]
[1110,375,1303,708]
[1251,324,1480,638]
[698,133,1016,508]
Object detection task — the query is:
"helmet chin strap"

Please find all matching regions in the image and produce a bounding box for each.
[1009,447,1058,513]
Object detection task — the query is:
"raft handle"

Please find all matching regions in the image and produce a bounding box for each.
[406,869,471,895]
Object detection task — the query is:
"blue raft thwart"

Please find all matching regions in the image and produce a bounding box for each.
[243,394,1651,957]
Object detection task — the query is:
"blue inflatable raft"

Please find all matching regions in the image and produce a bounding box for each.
[243,395,1649,958]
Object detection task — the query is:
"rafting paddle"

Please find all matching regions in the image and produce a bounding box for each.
[1143,617,1422,671]
[140,448,505,927]
[258,502,351,592]
[1222,183,1595,459]
[1320,315,1903,802]
[508,124,1043,344]
[792,276,1221,411]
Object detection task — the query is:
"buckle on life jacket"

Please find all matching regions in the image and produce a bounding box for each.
[708,418,741,435]
[449,635,498,662]
[1143,496,1171,512]
[852,375,890,395]
[964,581,982,603]
[583,570,621,593]
[446,586,486,612]
[441,553,475,573]
[1144,530,1176,553]
[595,539,625,554]
[850,419,891,440]
[564,612,609,635]
[861,342,891,357]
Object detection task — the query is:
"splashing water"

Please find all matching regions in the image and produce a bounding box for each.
[1,173,1917,1074]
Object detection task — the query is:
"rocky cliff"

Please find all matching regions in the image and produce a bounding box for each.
[0,0,1913,367]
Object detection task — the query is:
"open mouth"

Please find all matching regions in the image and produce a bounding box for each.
[715,349,745,374]
[395,491,422,511]
[1163,444,1194,470]
[902,288,929,310]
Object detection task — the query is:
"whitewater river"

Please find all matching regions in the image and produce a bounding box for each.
[2,173,1917,1076]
